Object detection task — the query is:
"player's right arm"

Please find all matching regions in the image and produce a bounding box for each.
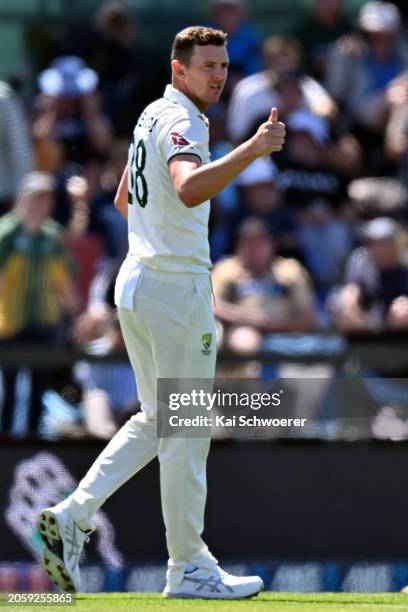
[170,108,285,208]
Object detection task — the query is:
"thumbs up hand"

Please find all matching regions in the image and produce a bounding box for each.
[249,107,286,157]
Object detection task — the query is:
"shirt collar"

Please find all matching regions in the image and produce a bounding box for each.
[163,84,208,123]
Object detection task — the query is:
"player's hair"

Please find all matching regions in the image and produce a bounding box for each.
[171,26,227,65]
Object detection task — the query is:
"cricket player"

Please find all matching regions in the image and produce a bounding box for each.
[39,26,285,599]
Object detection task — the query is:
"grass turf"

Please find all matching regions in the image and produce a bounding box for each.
[2,593,408,612]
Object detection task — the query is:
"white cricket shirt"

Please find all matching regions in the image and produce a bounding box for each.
[126,84,211,274]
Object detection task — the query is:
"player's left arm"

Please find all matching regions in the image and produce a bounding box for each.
[114,165,128,220]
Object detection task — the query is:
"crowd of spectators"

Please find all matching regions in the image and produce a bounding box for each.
[1,0,408,439]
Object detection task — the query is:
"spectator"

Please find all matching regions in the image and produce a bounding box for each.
[73,261,138,438]
[292,0,351,78]
[0,172,79,437]
[385,74,408,185]
[329,217,408,331]
[348,176,407,219]
[236,157,299,258]
[325,1,408,132]
[64,176,105,309]
[33,134,83,228]
[271,73,362,209]
[210,0,263,94]
[59,1,162,135]
[211,218,316,354]
[34,56,113,165]
[0,81,33,214]
[88,139,129,262]
[227,35,336,144]
[297,199,353,306]
[207,105,240,261]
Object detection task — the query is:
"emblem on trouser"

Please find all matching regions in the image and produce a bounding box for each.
[201,333,212,356]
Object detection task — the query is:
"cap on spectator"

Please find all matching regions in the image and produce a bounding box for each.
[38,56,98,97]
[288,110,329,144]
[237,217,271,238]
[359,1,401,32]
[237,157,278,186]
[348,177,407,217]
[17,172,56,199]
[361,217,399,241]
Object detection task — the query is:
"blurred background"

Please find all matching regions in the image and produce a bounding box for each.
[1,0,408,596]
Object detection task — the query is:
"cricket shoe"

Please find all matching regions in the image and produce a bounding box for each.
[39,506,90,592]
[163,565,264,599]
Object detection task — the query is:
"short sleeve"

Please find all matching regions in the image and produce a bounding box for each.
[160,113,207,164]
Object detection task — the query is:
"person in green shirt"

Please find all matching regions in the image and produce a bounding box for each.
[0,172,79,437]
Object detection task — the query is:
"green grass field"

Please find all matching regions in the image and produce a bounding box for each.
[3,593,408,612]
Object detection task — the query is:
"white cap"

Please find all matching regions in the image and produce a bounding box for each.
[359,1,401,32]
[17,172,56,199]
[362,217,399,241]
[288,109,329,144]
[39,56,98,97]
[237,157,278,187]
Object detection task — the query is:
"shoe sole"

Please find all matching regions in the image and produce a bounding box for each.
[39,510,76,593]
[163,583,264,599]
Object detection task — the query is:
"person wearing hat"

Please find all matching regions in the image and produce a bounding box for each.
[329,216,408,331]
[0,171,79,437]
[212,217,316,355]
[236,157,299,259]
[59,1,161,135]
[34,56,112,164]
[265,72,361,210]
[325,1,408,132]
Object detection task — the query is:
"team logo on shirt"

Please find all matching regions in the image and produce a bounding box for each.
[171,132,190,146]
[201,333,213,356]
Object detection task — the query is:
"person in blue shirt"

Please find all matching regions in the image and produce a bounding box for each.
[210,0,263,95]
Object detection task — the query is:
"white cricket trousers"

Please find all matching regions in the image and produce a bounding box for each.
[58,266,218,586]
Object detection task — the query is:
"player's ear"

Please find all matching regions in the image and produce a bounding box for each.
[171,59,187,81]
